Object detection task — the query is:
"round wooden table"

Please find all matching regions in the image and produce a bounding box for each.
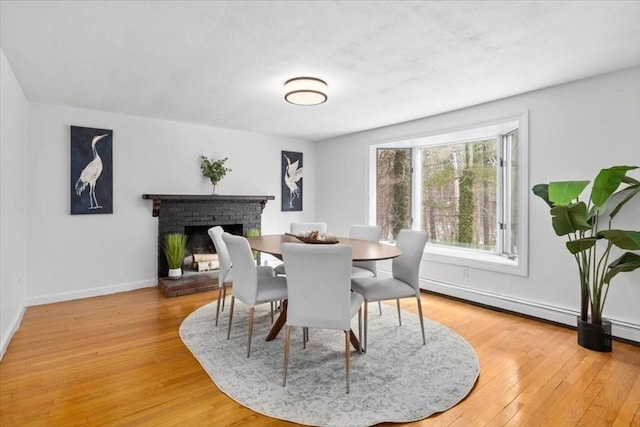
[247,234,402,350]
[247,234,401,261]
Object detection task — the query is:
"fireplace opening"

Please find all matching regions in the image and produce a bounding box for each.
[176,224,244,275]
[183,224,243,257]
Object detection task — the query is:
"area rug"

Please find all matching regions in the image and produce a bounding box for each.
[180,301,479,427]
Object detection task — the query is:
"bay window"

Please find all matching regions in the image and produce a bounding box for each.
[372,112,528,275]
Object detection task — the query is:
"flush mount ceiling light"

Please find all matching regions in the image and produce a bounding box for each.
[284,77,328,106]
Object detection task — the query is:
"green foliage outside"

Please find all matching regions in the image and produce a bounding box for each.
[420,139,496,249]
[377,149,411,240]
[458,168,474,243]
[392,150,409,239]
[458,144,475,243]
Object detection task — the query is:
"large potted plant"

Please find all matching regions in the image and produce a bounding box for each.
[161,233,188,279]
[201,155,232,195]
[532,165,640,351]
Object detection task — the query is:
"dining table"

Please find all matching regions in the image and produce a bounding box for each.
[247,234,402,351]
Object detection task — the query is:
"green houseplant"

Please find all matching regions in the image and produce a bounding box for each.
[201,155,232,194]
[161,233,188,279]
[246,228,261,261]
[532,165,640,351]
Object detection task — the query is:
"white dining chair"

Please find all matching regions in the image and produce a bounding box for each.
[208,226,275,327]
[274,222,328,276]
[351,229,428,352]
[281,242,363,393]
[222,233,288,357]
[349,224,384,316]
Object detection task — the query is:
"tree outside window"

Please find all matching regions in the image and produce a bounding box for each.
[376,148,411,240]
[420,139,497,252]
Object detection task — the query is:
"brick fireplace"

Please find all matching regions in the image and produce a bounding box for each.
[142,194,274,296]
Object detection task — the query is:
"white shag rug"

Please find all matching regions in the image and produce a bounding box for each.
[180,301,479,427]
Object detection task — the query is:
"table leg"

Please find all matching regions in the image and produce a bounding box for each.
[266,299,287,341]
[349,330,361,352]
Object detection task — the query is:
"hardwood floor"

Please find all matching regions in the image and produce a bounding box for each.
[1,287,638,426]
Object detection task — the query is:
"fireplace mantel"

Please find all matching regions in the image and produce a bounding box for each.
[142,194,275,217]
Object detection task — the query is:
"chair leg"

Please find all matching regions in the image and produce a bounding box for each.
[227,296,235,340]
[345,330,351,394]
[270,302,274,324]
[416,295,426,345]
[378,301,382,316]
[358,307,363,354]
[221,285,228,312]
[303,327,308,349]
[283,325,291,387]
[396,299,402,326]
[247,307,255,358]
[215,284,225,326]
[363,300,369,352]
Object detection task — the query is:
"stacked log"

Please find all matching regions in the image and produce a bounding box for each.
[191,254,219,272]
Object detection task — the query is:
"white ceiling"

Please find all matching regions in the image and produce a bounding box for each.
[1,1,639,142]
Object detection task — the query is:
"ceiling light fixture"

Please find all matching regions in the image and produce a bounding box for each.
[284,77,328,106]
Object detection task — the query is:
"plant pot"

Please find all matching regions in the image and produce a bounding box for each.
[168,268,182,279]
[577,316,612,352]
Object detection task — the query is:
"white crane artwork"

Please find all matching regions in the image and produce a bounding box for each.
[75,133,109,209]
[283,153,303,209]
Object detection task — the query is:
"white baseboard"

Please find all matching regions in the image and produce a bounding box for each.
[421,278,640,343]
[27,279,157,306]
[0,304,27,362]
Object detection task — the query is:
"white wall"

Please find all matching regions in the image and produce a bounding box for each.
[25,104,315,304]
[1,48,29,357]
[316,67,640,341]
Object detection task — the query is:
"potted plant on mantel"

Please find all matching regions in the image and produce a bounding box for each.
[532,165,640,352]
[161,233,188,279]
[201,155,232,195]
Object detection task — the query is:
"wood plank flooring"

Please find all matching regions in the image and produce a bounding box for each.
[1,287,638,426]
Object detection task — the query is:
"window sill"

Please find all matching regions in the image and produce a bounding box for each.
[421,244,526,276]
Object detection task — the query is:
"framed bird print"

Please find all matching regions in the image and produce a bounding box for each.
[70,126,113,215]
[282,150,303,211]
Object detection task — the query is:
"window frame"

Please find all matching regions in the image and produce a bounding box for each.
[369,111,529,277]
